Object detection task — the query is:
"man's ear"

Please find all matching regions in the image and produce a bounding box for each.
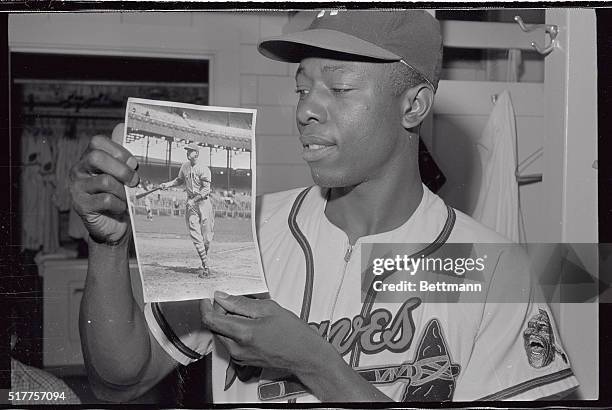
[400,84,435,130]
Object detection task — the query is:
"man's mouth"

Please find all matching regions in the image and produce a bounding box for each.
[300,138,337,162]
[303,143,330,150]
[528,337,545,355]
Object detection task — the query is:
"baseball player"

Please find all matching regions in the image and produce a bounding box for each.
[159,142,215,278]
[70,10,578,404]
[141,180,153,221]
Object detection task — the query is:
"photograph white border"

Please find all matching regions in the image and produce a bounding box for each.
[124,97,266,302]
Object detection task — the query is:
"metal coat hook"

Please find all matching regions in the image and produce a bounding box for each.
[514,16,559,56]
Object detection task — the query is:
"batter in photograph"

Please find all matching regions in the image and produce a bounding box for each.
[159,142,215,278]
[141,180,154,222]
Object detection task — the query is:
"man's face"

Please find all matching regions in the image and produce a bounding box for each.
[295,57,405,188]
[186,149,199,163]
[523,309,556,368]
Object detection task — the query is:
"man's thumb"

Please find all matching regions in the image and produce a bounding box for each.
[111,123,126,144]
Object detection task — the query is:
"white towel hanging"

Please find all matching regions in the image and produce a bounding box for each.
[472,90,525,243]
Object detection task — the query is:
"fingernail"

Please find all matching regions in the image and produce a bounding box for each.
[126,157,138,170]
[129,172,139,187]
[215,291,229,299]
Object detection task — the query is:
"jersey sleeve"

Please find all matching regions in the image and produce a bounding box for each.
[454,247,579,401]
[144,300,213,366]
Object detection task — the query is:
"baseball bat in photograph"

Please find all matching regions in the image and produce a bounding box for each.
[135,187,161,200]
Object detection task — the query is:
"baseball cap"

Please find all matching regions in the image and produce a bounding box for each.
[257,10,442,89]
[184,142,200,152]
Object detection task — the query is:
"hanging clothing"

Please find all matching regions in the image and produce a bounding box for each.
[19,81,123,252]
[472,90,524,243]
[21,128,43,250]
[53,132,74,212]
[54,120,93,212]
[20,121,62,253]
[39,129,60,254]
[20,116,115,249]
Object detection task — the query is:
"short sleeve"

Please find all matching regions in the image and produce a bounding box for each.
[454,248,579,401]
[144,300,213,366]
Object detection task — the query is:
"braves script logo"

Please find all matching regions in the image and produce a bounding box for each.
[308,297,421,356]
[252,298,461,401]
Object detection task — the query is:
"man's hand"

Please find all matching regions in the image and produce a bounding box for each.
[159,182,169,190]
[200,292,394,402]
[200,292,332,373]
[70,123,139,244]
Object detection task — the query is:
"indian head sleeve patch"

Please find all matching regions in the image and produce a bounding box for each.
[523,309,568,368]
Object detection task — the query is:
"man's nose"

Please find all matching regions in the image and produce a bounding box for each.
[296,92,327,127]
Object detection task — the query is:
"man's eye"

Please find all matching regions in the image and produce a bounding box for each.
[331,88,353,94]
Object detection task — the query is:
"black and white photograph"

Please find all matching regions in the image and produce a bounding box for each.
[123,99,265,302]
[5,7,609,408]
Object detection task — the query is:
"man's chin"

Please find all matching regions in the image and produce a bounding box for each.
[311,171,357,189]
[311,170,348,189]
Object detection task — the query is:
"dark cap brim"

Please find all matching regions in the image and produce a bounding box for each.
[258,29,401,63]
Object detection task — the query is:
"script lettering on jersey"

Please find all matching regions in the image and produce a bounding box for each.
[308,297,421,357]
[257,301,461,402]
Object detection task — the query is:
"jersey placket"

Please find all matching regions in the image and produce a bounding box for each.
[325,239,357,343]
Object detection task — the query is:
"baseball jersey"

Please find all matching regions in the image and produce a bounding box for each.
[176,161,211,198]
[144,184,578,403]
